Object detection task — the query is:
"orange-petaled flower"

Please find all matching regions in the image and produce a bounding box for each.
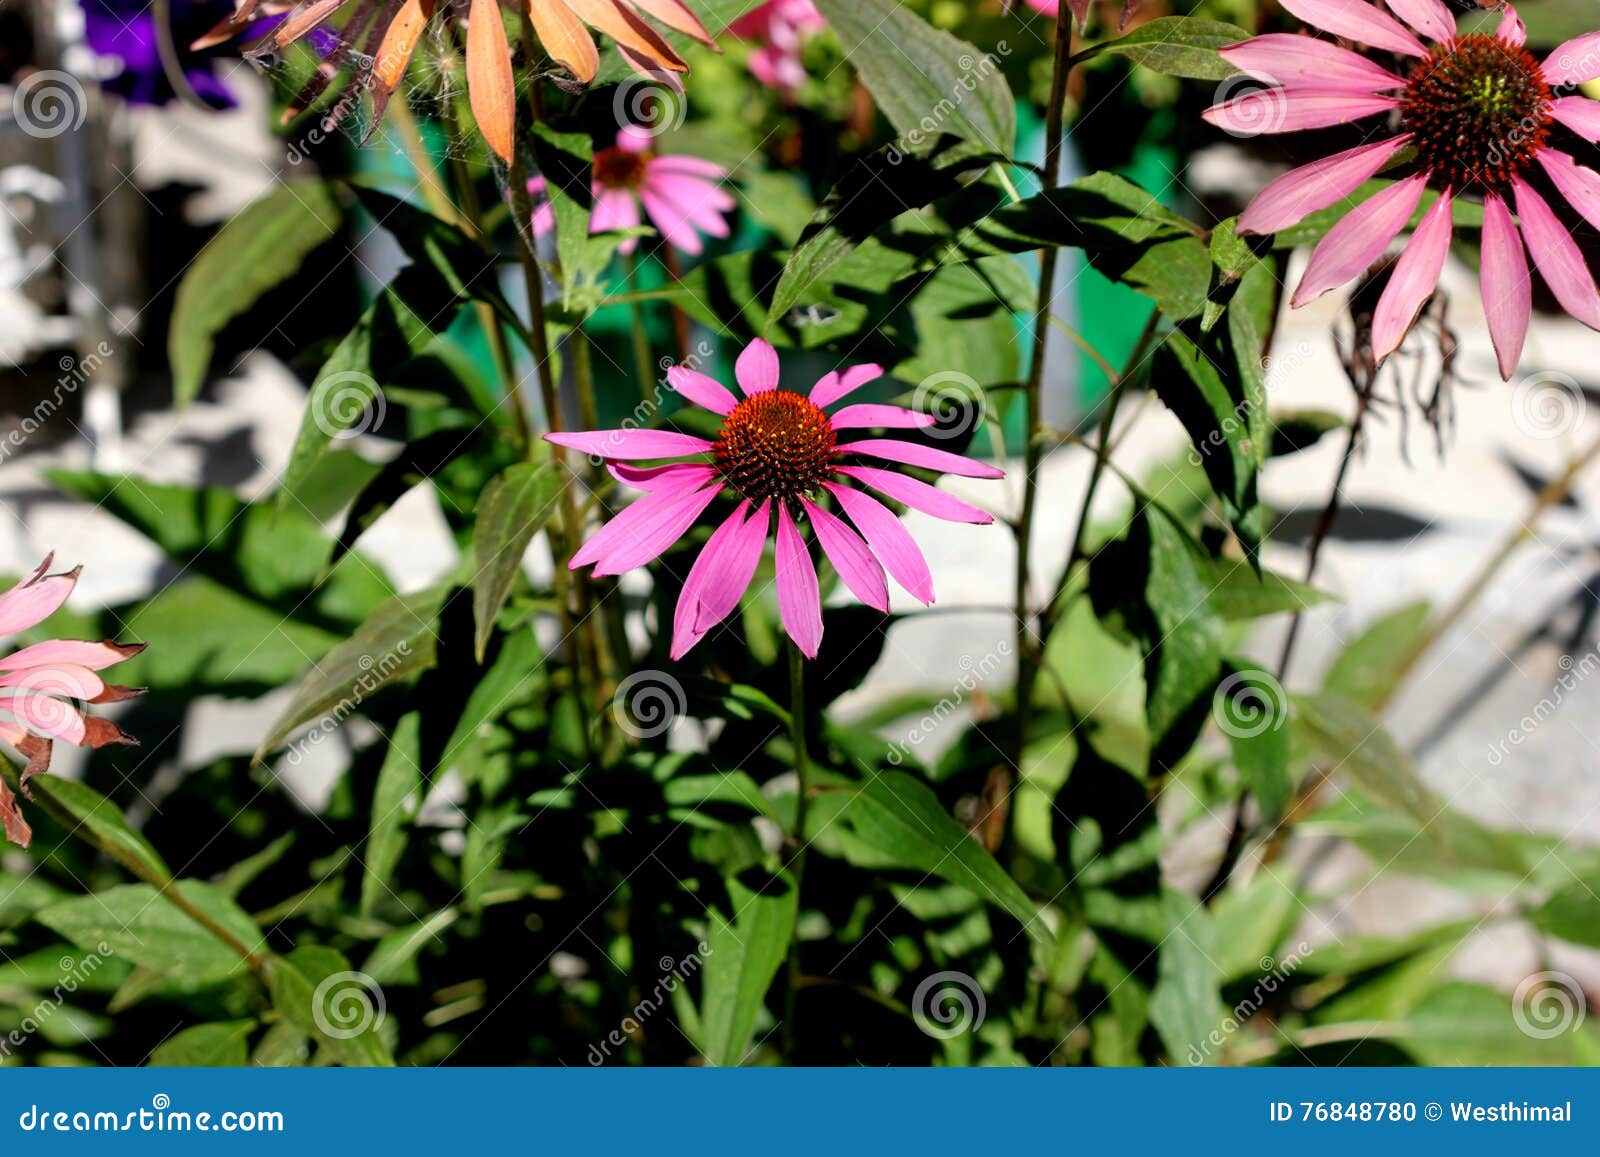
[258,0,718,162]
[0,557,145,849]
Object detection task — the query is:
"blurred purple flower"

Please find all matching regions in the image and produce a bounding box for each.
[77,0,280,108]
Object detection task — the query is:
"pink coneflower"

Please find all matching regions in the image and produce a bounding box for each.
[545,340,1003,660]
[1207,0,1600,379]
[529,126,735,257]
[730,0,825,94]
[0,556,144,849]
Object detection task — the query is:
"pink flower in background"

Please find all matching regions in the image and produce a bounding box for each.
[730,0,825,93]
[0,557,144,849]
[1207,0,1600,379]
[545,340,1003,660]
[529,126,735,257]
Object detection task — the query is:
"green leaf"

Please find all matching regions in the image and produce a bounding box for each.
[1149,890,1227,1066]
[44,472,393,630]
[769,138,1002,321]
[170,179,343,406]
[1275,181,1483,250]
[37,881,264,983]
[472,462,564,661]
[257,586,446,758]
[363,908,459,985]
[1296,694,1527,877]
[1270,410,1346,459]
[1207,558,1330,620]
[1528,873,1600,947]
[276,264,480,516]
[1076,17,1248,81]
[1209,870,1302,983]
[1152,328,1262,558]
[31,775,172,885]
[837,771,1048,943]
[1215,664,1292,822]
[1321,600,1431,711]
[361,714,423,920]
[698,873,797,1066]
[1388,981,1600,1065]
[327,428,475,575]
[266,946,394,1067]
[1089,501,1225,752]
[815,0,1014,155]
[149,1020,255,1067]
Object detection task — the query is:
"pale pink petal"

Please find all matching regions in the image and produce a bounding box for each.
[1537,149,1600,231]
[545,429,713,460]
[607,462,719,491]
[650,154,729,180]
[774,504,822,658]
[1500,5,1527,46]
[1551,97,1600,142]
[590,189,641,235]
[0,569,78,636]
[639,189,706,255]
[1545,31,1600,86]
[824,483,934,605]
[0,640,145,672]
[1219,35,1408,91]
[1371,187,1454,363]
[648,171,736,216]
[800,498,889,613]
[0,664,105,700]
[0,693,86,746]
[1203,90,1401,136]
[1480,193,1532,382]
[666,366,738,415]
[1512,176,1600,330]
[1293,173,1427,307]
[585,484,722,577]
[834,465,994,525]
[570,478,715,570]
[1239,134,1411,235]
[811,363,885,407]
[735,339,780,395]
[834,439,1005,479]
[527,176,555,236]
[827,404,936,431]
[1279,0,1426,56]
[616,125,654,153]
[1382,0,1454,44]
[672,501,765,659]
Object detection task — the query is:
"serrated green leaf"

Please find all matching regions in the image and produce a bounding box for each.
[170,179,343,406]
[37,881,263,983]
[472,462,564,661]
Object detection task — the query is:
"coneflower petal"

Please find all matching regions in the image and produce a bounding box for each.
[774,505,823,658]
[1279,0,1426,57]
[1293,173,1427,308]
[1238,134,1411,236]
[825,483,935,605]
[1480,194,1532,382]
[802,499,889,613]
[1512,177,1600,330]
[835,439,1005,479]
[1371,187,1454,362]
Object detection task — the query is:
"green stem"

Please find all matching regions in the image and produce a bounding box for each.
[782,638,810,1062]
[1013,1,1077,772]
[5,765,266,978]
[621,252,659,403]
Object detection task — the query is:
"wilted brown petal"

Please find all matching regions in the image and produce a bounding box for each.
[467,0,520,162]
[527,0,601,84]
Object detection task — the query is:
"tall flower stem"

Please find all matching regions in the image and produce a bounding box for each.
[1013,1,1076,771]
[782,637,810,1061]
[621,252,659,402]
